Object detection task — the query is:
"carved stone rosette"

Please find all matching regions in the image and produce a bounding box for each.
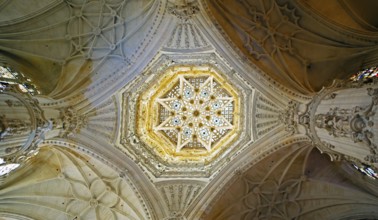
[58,107,88,138]
[167,0,199,21]
[0,83,51,179]
[300,79,378,166]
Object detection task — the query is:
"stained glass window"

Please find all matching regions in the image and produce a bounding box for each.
[350,66,378,83]
[0,158,19,176]
[0,66,39,95]
[352,163,378,180]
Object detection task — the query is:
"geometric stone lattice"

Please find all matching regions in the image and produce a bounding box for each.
[65,0,129,60]
[155,75,234,152]
[137,65,240,163]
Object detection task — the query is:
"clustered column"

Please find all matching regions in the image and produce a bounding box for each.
[302,79,378,168]
[0,82,51,179]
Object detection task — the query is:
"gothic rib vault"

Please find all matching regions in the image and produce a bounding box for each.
[0,0,378,220]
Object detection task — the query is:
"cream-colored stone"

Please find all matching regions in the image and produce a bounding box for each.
[0,0,378,219]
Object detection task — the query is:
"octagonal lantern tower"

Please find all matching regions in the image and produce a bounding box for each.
[119,53,254,178]
[137,66,240,161]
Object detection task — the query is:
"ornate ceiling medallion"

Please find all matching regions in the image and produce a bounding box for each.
[120,54,254,178]
[155,75,234,152]
[137,66,240,161]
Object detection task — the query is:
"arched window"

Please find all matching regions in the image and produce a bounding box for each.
[351,163,378,180]
[0,157,19,177]
[0,65,39,95]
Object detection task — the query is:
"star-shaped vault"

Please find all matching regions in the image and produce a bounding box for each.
[155,75,233,152]
[134,65,241,169]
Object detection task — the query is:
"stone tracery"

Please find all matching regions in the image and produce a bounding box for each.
[203,145,378,220]
[155,75,234,152]
[121,59,249,178]
[1,0,378,219]
[65,0,131,60]
[0,146,152,220]
[206,0,378,93]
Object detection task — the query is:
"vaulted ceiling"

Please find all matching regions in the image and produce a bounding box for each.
[0,0,378,219]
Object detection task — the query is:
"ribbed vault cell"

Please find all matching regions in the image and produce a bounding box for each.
[204,144,378,220]
[0,146,151,220]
